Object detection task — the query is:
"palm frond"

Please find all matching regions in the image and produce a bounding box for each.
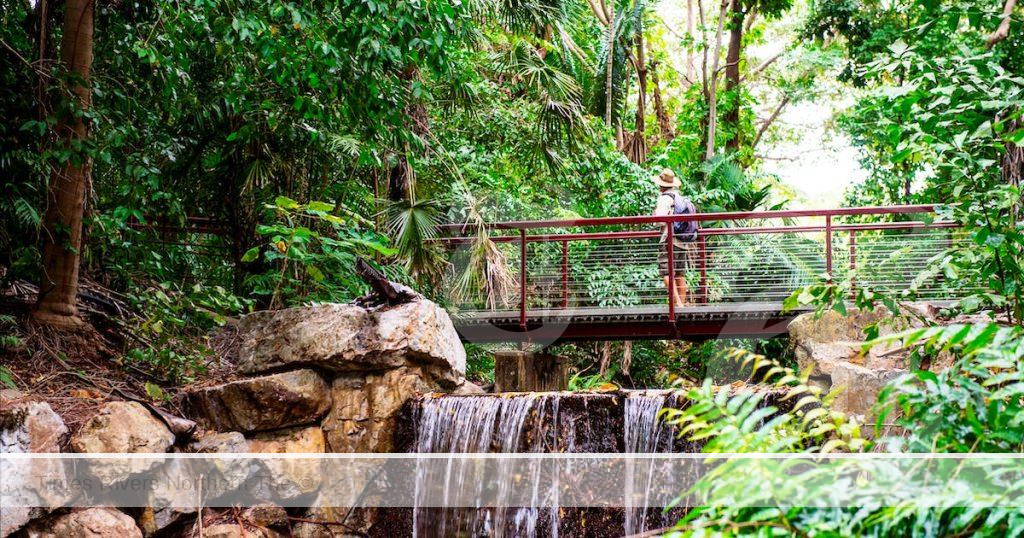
[446,189,518,310]
[385,198,445,281]
[497,0,569,36]
[325,133,361,159]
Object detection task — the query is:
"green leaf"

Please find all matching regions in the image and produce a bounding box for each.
[1005,128,1024,145]
[306,265,325,281]
[782,290,800,312]
[348,237,398,256]
[305,201,335,213]
[831,299,847,316]
[241,247,260,263]
[275,196,300,210]
[145,382,169,402]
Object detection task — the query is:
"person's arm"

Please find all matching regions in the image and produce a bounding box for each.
[655,193,672,243]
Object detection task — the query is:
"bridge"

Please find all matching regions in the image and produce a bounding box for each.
[438,205,967,343]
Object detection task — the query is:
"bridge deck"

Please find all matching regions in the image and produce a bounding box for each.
[454,302,812,343]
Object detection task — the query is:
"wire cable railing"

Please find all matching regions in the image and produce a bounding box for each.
[437,205,969,333]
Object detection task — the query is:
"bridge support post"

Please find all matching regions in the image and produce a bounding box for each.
[849,230,856,299]
[825,214,833,277]
[494,351,569,392]
[561,239,569,308]
[699,235,708,304]
[665,223,676,323]
[519,228,527,331]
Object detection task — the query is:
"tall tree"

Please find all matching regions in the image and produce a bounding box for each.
[622,0,651,163]
[605,1,616,127]
[34,0,94,327]
[723,0,746,153]
[718,0,792,156]
[624,29,648,162]
[650,60,674,142]
[704,0,730,160]
[686,0,697,81]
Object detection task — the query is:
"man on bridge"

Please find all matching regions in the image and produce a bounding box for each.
[654,168,699,308]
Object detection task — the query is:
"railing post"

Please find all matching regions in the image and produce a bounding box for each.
[825,214,833,278]
[849,230,856,300]
[519,228,527,331]
[699,235,708,304]
[561,239,569,308]
[665,223,676,323]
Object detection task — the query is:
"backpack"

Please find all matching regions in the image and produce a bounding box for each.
[665,192,698,242]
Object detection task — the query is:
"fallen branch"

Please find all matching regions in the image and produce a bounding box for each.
[286,516,369,537]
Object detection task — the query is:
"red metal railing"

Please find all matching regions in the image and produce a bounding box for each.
[438,205,969,328]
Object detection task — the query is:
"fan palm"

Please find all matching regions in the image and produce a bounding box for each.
[491,36,588,169]
[386,197,445,282]
[446,189,518,310]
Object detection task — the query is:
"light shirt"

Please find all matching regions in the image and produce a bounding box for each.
[654,188,678,217]
[654,189,685,245]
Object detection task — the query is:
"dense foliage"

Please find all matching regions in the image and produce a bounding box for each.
[3,0,1024,533]
[3,0,818,383]
[664,333,1024,536]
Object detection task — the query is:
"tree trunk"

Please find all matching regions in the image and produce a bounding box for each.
[34,0,94,327]
[387,155,414,202]
[626,31,649,163]
[686,0,696,82]
[698,0,710,153]
[604,3,616,127]
[388,66,427,203]
[724,0,745,154]
[494,351,569,392]
[705,0,730,161]
[651,62,674,143]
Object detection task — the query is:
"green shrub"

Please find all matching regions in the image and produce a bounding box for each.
[124,282,251,384]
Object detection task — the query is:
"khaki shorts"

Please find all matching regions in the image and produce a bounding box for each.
[659,241,696,277]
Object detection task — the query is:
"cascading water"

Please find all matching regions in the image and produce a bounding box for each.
[623,391,679,536]
[410,391,690,538]
[413,394,569,538]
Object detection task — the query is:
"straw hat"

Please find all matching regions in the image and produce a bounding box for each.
[653,168,680,188]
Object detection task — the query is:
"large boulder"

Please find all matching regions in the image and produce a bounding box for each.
[71,401,175,454]
[186,431,253,492]
[24,508,142,538]
[235,299,465,383]
[70,402,175,483]
[182,369,331,433]
[788,308,904,382]
[1,399,70,538]
[787,305,952,418]
[1,398,68,453]
[829,361,907,418]
[248,427,325,502]
[141,457,198,535]
[321,367,432,453]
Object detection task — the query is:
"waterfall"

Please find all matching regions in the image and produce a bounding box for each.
[623,391,677,536]
[413,394,567,538]
[410,391,686,538]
